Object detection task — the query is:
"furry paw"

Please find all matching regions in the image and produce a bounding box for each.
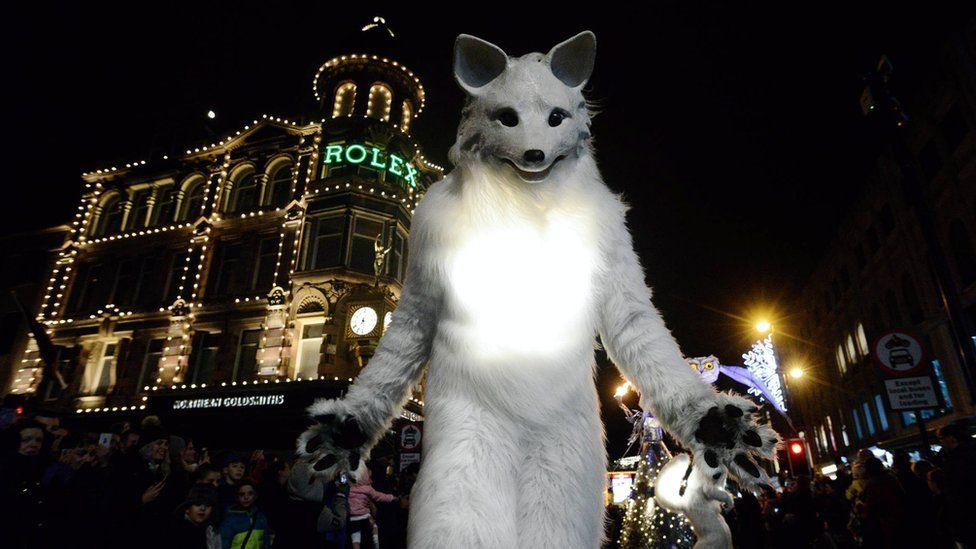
[691,393,780,492]
[296,407,370,482]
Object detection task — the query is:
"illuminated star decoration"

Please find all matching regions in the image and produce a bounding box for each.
[686,351,787,414]
[362,16,395,38]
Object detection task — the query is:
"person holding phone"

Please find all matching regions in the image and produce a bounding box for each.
[105,424,188,549]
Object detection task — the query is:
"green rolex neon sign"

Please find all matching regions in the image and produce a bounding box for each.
[322,144,418,188]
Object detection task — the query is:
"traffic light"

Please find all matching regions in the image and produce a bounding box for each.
[785,438,811,477]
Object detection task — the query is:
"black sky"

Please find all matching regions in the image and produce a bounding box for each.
[5,2,971,455]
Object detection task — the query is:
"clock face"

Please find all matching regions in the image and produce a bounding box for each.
[384,311,393,332]
[350,306,378,336]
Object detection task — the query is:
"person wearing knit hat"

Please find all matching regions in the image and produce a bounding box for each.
[167,484,222,549]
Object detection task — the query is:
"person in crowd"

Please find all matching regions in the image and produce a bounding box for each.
[937,422,976,547]
[778,474,821,546]
[892,449,935,547]
[728,490,764,548]
[220,478,271,549]
[348,468,396,549]
[169,484,222,549]
[857,456,906,548]
[274,458,350,549]
[59,432,114,549]
[258,458,292,532]
[926,468,954,548]
[219,452,247,511]
[0,418,72,548]
[816,474,855,548]
[248,449,269,483]
[106,424,188,548]
[911,458,933,482]
[832,456,852,495]
[196,462,223,487]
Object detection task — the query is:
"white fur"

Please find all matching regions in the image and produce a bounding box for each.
[656,453,733,549]
[300,32,776,548]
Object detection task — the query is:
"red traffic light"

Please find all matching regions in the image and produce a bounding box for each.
[785,438,811,476]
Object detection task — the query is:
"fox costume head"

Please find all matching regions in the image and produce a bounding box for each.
[449,32,596,183]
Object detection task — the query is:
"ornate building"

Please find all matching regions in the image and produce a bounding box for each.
[5,25,441,446]
[785,22,976,469]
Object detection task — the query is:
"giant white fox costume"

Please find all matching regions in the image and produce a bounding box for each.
[298,31,778,548]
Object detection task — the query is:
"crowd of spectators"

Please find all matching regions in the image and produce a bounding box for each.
[722,422,976,548]
[1,413,417,549]
[4,409,973,548]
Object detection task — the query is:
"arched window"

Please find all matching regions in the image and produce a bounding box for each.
[296,297,325,315]
[333,82,356,118]
[846,334,857,362]
[180,179,206,221]
[948,219,976,286]
[129,190,152,230]
[856,323,869,356]
[401,99,413,132]
[265,164,293,207]
[367,83,392,122]
[153,186,176,226]
[96,194,124,236]
[228,168,258,213]
[836,345,847,375]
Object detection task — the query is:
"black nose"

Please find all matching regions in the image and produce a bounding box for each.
[523,150,545,163]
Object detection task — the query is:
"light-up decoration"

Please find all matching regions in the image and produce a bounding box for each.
[321,144,418,188]
[367,83,393,122]
[333,82,356,118]
[686,355,786,415]
[742,335,787,412]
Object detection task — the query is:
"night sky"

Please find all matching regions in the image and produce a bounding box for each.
[6,2,970,456]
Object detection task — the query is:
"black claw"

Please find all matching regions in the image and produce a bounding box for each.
[349,451,360,471]
[725,404,744,418]
[305,434,324,453]
[747,406,759,414]
[313,454,337,471]
[734,453,761,478]
[314,413,336,424]
[704,450,719,468]
[336,417,367,449]
[743,430,762,447]
[713,471,723,480]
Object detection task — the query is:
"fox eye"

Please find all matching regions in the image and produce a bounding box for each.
[496,109,519,127]
[548,109,569,127]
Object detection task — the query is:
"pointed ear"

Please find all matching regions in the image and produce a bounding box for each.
[546,31,596,88]
[454,34,509,94]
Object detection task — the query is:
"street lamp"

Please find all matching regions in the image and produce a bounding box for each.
[755,320,772,334]
[789,367,804,380]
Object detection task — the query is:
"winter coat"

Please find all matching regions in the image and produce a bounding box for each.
[348,470,394,516]
[219,506,270,549]
[168,514,221,549]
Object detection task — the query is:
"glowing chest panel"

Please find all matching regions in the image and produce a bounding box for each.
[445,212,599,356]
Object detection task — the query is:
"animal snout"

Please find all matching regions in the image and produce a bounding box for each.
[523,150,545,164]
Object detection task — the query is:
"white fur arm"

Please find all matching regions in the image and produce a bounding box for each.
[595,196,713,447]
[305,190,442,449]
[596,194,779,494]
